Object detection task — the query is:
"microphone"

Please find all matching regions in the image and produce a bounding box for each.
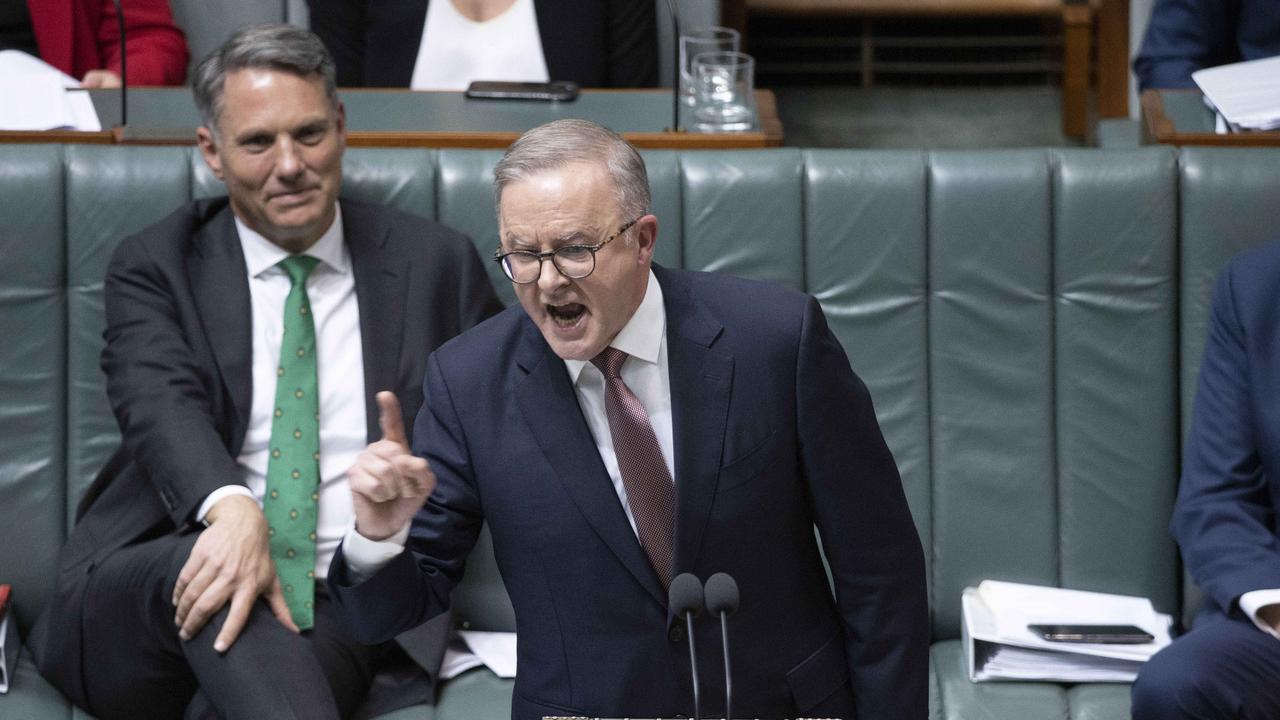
[705,573,739,720]
[663,0,682,132]
[110,0,127,127]
[669,572,704,720]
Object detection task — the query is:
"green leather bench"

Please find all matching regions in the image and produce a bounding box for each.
[3,144,1278,720]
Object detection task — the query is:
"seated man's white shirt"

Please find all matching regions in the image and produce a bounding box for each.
[197,206,367,580]
[409,0,549,90]
[1239,589,1280,639]
[343,269,671,577]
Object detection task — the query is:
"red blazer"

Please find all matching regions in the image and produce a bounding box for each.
[28,0,188,85]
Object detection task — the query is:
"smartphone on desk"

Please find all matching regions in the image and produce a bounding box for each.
[1028,623,1155,643]
[465,80,579,102]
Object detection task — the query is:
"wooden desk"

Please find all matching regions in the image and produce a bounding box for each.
[726,0,1125,138]
[1141,88,1280,147]
[0,88,784,150]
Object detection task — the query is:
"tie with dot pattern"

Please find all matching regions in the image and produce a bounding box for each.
[263,255,321,630]
[591,347,676,588]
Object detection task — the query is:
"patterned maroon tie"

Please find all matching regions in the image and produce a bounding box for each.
[591,346,676,588]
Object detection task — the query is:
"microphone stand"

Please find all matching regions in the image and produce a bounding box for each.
[705,572,739,720]
[111,0,127,128]
[718,610,731,720]
[686,608,701,720]
[669,573,704,720]
[664,0,683,132]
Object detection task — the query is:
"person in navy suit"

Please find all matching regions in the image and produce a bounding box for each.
[1131,243,1280,718]
[1133,0,1280,90]
[329,118,929,720]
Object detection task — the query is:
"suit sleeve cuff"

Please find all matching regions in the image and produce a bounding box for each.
[196,485,256,526]
[1238,589,1280,639]
[341,520,411,584]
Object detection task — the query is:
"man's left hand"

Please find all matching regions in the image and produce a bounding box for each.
[172,494,300,652]
[81,70,122,88]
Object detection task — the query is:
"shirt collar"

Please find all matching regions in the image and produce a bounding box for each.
[237,204,347,278]
[565,269,665,385]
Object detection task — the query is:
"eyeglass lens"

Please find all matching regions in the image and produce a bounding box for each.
[503,246,596,283]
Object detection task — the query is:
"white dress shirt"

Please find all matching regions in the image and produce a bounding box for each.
[344,270,671,576]
[1239,589,1280,639]
[197,206,367,580]
[409,0,550,90]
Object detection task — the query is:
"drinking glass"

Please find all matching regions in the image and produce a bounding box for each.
[679,27,740,106]
[693,51,755,132]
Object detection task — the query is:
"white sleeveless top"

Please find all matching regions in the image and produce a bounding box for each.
[409,0,551,90]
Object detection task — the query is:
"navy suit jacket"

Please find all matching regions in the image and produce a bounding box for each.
[332,266,929,720]
[1134,0,1280,90]
[1177,241,1280,622]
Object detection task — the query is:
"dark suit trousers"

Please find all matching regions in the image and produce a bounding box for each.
[1131,614,1280,720]
[78,530,389,720]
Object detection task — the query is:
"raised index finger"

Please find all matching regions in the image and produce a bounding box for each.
[376,391,408,447]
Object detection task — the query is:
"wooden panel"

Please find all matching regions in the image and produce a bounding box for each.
[1096,0,1130,118]
[0,92,784,149]
[1061,3,1092,138]
[748,0,1064,18]
[1142,90,1280,147]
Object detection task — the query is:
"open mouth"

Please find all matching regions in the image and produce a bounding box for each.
[271,187,318,204]
[547,302,586,328]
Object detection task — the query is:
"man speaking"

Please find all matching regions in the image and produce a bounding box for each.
[332,118,929,720]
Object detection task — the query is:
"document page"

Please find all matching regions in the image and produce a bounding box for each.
[978,579,1171,660]
[0,50,102,131]
[439,630,517,679]
[1194,56,1280,131]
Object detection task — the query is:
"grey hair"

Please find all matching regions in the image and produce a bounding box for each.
[493,119,651,225]
[192,24,338,134]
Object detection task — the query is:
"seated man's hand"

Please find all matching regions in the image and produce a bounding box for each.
[172,493,299,652]
[347,391,436,542]
[81,69,122,88]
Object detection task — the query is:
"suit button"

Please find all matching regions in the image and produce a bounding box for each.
[668,624,684,643]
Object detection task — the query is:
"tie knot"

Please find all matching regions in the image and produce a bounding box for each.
[278,255,320,287]
[591,346,628,379]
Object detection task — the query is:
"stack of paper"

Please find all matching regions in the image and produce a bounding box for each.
[440,630,517,679]
[0,583,16,694]
[962,580,1172,683]
[1193,55,1280,132]
[0,50,102,131]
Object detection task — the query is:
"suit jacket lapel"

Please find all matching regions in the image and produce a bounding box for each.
[513,320,668,606]
[345,202,408,443]
[657,267,733,577]
[189,207,253,450]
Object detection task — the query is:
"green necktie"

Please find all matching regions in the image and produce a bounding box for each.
[263,255,321,630]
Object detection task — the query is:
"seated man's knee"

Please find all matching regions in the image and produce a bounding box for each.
[1133,623,1273,720]
[1132,643,1201,720]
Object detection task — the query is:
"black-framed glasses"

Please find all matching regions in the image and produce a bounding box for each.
[493,218,639,284]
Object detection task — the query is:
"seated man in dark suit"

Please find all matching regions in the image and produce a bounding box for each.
[27,23,502,720]
[1134,0,1280,90]
[330,118,930,720]
[1131,243,1280,719]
